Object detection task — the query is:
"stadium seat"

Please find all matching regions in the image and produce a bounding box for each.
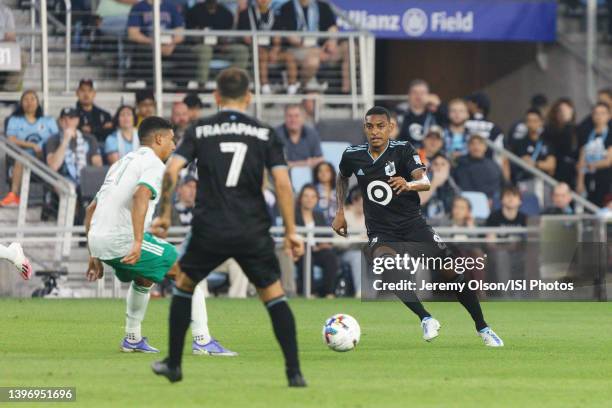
[461,191,491,220]
[316,119,365,145]
[321,141,350,172]
[290,166,312,192]
[520,192,541,216]
[80,166,109,202]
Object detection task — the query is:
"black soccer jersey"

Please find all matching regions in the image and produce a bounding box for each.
[174,110,286,241]
[339,140,426,235]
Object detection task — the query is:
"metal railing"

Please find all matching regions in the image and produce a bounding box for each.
[0,137,77,269]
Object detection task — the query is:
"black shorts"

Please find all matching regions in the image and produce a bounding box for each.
[367,220,453,259]
[179,231,281,289]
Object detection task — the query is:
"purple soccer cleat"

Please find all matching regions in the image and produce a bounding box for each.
[192,338,238,356]
[121,337,160,353]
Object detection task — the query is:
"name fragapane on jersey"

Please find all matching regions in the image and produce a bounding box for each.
[195,122,270,141]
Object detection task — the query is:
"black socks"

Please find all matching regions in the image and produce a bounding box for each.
[168,288,193,369]
[265,296,300,375]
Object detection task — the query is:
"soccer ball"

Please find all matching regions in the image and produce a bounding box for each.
[322,314,361,352]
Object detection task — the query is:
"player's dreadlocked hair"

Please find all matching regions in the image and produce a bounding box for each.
[217,67,250,100]
[138,116,173,144]
[365,106,391,121]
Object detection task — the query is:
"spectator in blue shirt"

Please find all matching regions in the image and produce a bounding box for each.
[275,104,323,168]
[126,0,193,88]
[105,105,139,164]
[1,90,58,207]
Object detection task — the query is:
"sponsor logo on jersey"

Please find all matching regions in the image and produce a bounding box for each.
[366,180,393,206]
[384,161,396,176]
[195,122,270,141]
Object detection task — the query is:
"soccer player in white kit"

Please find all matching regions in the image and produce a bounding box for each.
[85,117,236,355]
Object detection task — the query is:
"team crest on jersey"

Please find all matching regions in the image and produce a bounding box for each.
[413,155,422,165]
[384,161,396,176]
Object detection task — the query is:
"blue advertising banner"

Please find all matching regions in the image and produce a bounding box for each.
[332,0,557,42]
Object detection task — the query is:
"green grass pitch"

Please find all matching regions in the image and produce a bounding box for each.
[1,298,611,407]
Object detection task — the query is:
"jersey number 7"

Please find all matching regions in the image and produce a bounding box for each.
[220,142,248,187]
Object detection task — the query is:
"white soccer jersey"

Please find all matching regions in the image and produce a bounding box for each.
[88,147,165,260]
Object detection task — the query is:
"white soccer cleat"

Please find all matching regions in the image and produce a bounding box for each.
[9,243,32,280]
[421,317,441,342]
[478,327,504,347]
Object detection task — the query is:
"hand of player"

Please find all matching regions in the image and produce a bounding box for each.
[388,176,410,194]
[151,216,171,238]
[284,233,304,261]
[86,257,104,281]
[121,241,142,265]
[332,211,348,237]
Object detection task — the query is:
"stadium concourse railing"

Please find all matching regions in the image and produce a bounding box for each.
[0,136,77,269]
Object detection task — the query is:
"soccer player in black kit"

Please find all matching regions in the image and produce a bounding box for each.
[332,106,504,347]
[150,68,307,386]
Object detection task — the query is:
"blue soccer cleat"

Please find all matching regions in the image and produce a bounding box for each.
[121,336,160,353]
[478,327,504,347]
[192,338,238,356]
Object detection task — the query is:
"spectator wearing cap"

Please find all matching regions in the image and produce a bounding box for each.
[237,0,299,95]
[135,90,156,126]
[512,109,556,183]
[453,134,503,200]
[417,125,445,167]
[576,102,612,206]
[46,108,103,223]
[1,90,59,207]
[420,154,459,223]
[75,79,113,144]
[171,175,197,227]
[507,94,549,150]
[186,0,249,89]
[105,105,139,164]
[541,182,574,215]
[275,104,323,168]
[444,98,471,161]
[183,93,203,123]
[127,0,193,87]
[277,0,349,93]
[397,79,445,148]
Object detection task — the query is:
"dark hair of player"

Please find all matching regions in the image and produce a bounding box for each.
[138,116,173,144]
[593,101,611,113]
[217,67,250,100]
[365,106,391,122]
[525,108,542,118]
[501,185,521,198]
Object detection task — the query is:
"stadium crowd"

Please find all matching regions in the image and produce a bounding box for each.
[1,0,611,298]
[1,78,611,297]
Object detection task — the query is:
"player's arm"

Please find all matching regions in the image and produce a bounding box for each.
[83,198,104,281]
[332,174,349,237]
[152,155,187,238]
[121,185,153,265]
[388,168,431,194]
[271,166,304,260]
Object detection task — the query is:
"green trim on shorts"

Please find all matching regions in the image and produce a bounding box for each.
[102,232,177,283]
[137,182,157,200]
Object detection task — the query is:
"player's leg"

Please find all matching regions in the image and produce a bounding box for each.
[0,242,32,280]
[236,236,305,387]
[121,276,159,353]
[152,236,228,382]
[368,234,437,339]
[417,225,503,347]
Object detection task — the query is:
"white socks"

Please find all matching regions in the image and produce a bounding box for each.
[191,280,212,345]
[0,244,17,264]
[125,282,151,343]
